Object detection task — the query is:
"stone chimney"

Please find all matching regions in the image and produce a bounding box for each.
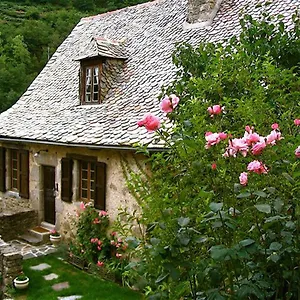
[187,0,222,26]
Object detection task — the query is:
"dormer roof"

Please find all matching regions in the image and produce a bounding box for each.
[0,0,298,150]
[75,37,128,61]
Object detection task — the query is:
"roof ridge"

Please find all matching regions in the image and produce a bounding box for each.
[81,0,163,22]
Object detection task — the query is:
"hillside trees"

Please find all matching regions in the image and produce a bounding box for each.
[0,0,148,112]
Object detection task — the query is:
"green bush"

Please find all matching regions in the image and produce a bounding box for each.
[124,10,300,300]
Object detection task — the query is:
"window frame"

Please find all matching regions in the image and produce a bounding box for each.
[80,58,103,105]
[80,160,96,202]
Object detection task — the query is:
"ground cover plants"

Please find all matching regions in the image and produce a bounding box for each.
[119,8,300,300]
[10,254,142,300]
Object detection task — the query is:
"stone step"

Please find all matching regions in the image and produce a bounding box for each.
[19,233,43,246]
[29,226,51,243]
[40,222,55,231]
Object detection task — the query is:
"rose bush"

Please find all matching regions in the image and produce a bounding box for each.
[122,10,300,299]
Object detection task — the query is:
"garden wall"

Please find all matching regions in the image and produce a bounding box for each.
[0,238,23,296]
[0,209,38,241]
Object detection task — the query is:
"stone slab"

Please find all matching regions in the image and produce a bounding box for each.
[52,281,70,291]
[30,263,51,271]
[44,273,59,281]
[57,296,82,300]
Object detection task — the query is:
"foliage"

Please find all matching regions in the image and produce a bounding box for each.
[70,202,130,284]
[0,0,149,112]
[123,10,300,300]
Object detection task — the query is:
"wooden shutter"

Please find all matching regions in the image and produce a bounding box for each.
[0,147,6,192]
[95,162,106,210]
[61,158,73,202]
[19,150,29,199]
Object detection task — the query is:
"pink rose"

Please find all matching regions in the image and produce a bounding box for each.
[160,94,179,113]
[251,140,266,155]
[239,172,248,186]
[205,132,221,149]
[247,160,268,174]
[207,104,223,117]
[244,132,260,145]
[97,261,104,267]
[271,123,279,130]
[218,132,227,140]
[137,113,161,132]
[231,138,249,157]
[116,253,122,259]
[80,202,85,210]
[211,163,217,170]
[295,146,300,158]
[266,130,283,145]
[294,119,300,126]
[99,210,108,217]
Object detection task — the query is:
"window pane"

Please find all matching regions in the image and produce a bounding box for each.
[94,67,99,81]
[12,170,18,180]
[82,179,87,189]
[90,191,95,200]
[81,189,87,199]
[93,92,98,102]
[13,160,17,169]
[91,180,95,191]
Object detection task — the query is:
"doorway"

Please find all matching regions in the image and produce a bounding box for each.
[43,166,55,224]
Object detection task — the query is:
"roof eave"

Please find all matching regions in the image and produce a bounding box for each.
[0,136,166,152]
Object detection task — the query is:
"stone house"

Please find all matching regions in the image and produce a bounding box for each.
[0,0,297,238]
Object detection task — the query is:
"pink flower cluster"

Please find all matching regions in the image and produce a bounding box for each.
[294,119,300,126]
[90,238,103,251]
[205,132,227,149]
[207,104,224,117]
[223,125,283,158]
[137,94,180,132]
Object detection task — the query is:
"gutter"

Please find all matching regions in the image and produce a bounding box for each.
[0,136,166,152]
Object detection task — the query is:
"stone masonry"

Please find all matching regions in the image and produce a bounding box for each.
[0,197,38,241]
[0,238,23,294]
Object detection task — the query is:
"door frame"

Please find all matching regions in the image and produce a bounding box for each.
[43,165,56,225]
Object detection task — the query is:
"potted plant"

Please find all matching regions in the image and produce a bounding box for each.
[13,273,29,290]
[49,229,61,247]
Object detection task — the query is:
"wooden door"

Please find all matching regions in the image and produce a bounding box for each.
[43,166,55,224]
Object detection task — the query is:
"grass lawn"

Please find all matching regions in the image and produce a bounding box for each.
[10,254,143,300]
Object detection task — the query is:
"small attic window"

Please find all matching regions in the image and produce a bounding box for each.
[80,58,103,104]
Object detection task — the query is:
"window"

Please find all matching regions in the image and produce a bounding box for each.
[80,161,95,201]
[81,59,102,104]
[61,156,106,210]
[10,149,29,198]
[0,147,29,198]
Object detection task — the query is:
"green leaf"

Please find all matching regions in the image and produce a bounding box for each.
[155,273,169,284]
[209,202,223,212]
[269,242,282,251]
[253,191,267,198]
[282,172,295,184]
[150,238,161,246]
[239,239,256,247]
[237,192,251,199]
[274,199,284,212]
[268,253,280,263]
[177,217,190,227]
[178,233,190,246]
[255,204,271,214]
[210,245,229,260]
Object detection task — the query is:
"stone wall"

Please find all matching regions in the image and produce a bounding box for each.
[0,238,23,295]
[0,209,38,241]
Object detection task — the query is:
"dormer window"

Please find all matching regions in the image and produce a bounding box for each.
[77,37,127,105]
[81,58,103,104]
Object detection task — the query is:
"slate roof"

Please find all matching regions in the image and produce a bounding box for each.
[0,0,298,149]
